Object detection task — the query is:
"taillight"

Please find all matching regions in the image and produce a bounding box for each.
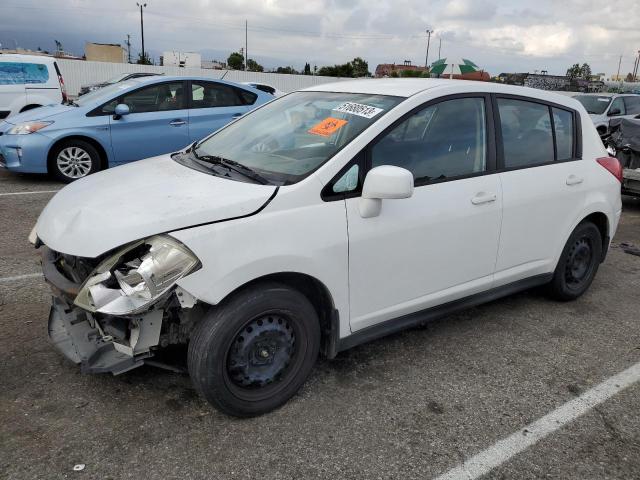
[597,157,623,183]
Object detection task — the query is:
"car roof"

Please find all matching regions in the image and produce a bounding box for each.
[128,75,250,86]
[0,53,57,64]
[302,78,583,108]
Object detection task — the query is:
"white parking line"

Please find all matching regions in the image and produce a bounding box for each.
[433,361,640,480]
[0,189,59,197]
[0,272,43,283]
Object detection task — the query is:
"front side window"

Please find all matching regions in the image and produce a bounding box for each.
[609,97,626,116]
[191,92,402,185]
[191,82,245,108]
[498,98,554,168]
[22,63,49,84]
[112,82,186,113]
[371,97,487,183]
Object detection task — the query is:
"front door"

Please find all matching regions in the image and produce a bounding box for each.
[109,81,190,164]
[345,96,502,331]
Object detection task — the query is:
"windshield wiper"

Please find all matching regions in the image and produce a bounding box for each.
[192,151,270,185]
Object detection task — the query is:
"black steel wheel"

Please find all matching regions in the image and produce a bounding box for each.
[548,221,602,301]
[188,282,320,417]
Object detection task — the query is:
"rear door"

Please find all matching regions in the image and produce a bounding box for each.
[0,62,26,118]
[494,95,586,287]
[187,80,255,142]
[108,80,190,163]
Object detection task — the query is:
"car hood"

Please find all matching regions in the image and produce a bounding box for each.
[36,154,277,257]
[4,104,77,124]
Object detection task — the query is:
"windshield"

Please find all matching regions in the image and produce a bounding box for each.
[574,95,611,115]
[75,81,137,106]
[192,91,403,185]
[105,73,130,84]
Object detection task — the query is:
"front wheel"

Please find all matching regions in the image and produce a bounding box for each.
[188,282,320,417]
[50,140,101,182]
[547,221,603,301]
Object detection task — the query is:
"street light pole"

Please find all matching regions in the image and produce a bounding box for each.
[425,29,433,68]
[136,3,147,62]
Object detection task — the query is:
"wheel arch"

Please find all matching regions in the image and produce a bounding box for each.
[19,104,42,113]
[47,135,109,172]
[212,271,339,359]
[581,211,609,261]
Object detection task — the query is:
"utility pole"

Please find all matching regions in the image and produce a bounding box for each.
[633,50,640,82]
[245,20,248,71]
[438,37,442,60]
[125,34,132,63]
[136,3,147,62]
[616,54,622,83]
[425,29,433,68]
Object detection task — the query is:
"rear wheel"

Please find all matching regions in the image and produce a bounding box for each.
[188,282,320,417]
[50,140,101,182]
[547,222,602,301]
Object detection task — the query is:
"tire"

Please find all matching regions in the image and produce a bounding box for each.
[547,221,603,301]
[188,282,320,417]
[50,139,101,182]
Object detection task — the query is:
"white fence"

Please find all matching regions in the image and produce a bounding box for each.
[56,59,352,97]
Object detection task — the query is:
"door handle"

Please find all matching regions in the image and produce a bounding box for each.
[566,174,584,186]
[471,192,497,205]
[169,119,186,126]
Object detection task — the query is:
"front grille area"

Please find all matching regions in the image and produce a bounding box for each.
[41,246,101,300]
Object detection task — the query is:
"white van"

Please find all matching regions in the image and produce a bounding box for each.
[0,54,67,119]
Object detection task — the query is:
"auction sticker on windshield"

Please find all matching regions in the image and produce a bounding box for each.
[308,117,348,137]
[333,102,384,119]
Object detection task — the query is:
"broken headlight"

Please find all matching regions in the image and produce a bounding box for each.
[74,235,200,316]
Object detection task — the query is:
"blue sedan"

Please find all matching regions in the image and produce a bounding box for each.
[0,76,272,181]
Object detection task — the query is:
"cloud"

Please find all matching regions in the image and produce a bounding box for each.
[442,0,497,20]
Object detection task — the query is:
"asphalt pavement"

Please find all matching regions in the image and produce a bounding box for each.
[1,168,639,480]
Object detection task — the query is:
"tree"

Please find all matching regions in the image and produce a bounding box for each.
[566,63,581,80]
[626,72,635,82]
[351,57,370,77]
[136,52,152,65]
[303,62,311,75]
[227,51,244,70]
[275,66,298,74]
[566,62,592,80]
[581,63,592,80]
[246,58,263,72]
[318,62,354,77]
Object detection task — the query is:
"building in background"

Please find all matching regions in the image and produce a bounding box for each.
[497,72,603,92]
[201,60,227,70]
[160,51,201,68]
[375,61,429,77]
[84,43,126,63]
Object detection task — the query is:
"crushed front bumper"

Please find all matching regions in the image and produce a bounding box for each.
[48,296,162,375]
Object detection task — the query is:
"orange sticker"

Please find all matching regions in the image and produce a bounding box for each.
[308,117,348,137]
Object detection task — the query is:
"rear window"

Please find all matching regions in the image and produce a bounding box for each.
[237,87,258,105]
[0,62,49,85]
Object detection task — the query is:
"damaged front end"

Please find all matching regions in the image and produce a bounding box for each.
[41,236,203,375]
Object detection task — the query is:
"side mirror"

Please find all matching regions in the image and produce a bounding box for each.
[608,108,621,116]
[359,165,414,218]
[113,103,130,119]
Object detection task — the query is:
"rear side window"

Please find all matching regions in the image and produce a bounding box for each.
[191,82,244,108]
[498,98,554,168]
[371,97,487,183]
[237,87,258,105]
[623,96,640,115]
[0,62,24,84]
[552,108,574,160]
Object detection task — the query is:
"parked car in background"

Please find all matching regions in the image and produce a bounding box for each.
[0,54,67,119]
[79,72,162,96]
[573,93,640,136]
[32,79,621,416]
[0,76,271,181]
[606,117,640,197]
[241,81,284,97]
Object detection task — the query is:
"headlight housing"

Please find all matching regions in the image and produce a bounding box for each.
[74,235,200,316]
[7,121,54,135]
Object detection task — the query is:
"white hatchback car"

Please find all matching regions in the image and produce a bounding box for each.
[0,54,67,119]
[33,79,622,416]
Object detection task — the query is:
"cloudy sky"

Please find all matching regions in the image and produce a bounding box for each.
[2,0,639,77]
